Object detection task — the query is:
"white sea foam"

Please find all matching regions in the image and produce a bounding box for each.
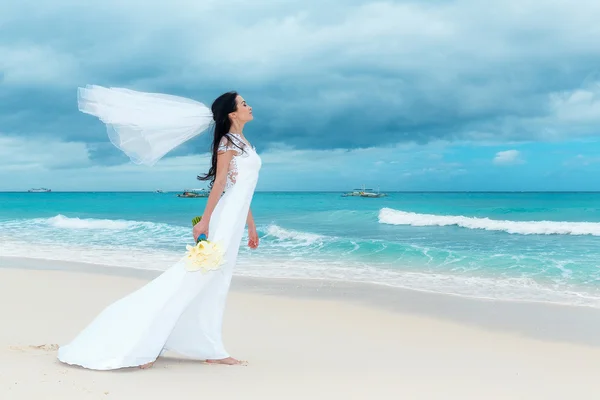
[3,214,600,308]
[379,208,600,236]
[45,215,134,230]
[0,215,191,251]
[21,216,329,243]
[2,236,600,309]
[0,237,181,271]
[263,224,327,245]
[0,217,334,254]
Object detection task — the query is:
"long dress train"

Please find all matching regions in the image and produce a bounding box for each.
[57,134,261,370]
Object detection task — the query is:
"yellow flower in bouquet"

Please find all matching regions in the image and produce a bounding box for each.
[185,215,225,272]
[184,240,225,273]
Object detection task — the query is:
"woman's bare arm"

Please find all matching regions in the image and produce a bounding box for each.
[201,150,234,221]
[246,208,255,229]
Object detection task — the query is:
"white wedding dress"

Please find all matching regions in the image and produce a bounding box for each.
[58,133,261,370]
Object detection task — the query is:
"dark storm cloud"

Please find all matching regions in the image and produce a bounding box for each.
[2,0,600,165]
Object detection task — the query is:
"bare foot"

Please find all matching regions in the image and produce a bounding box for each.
[205,357,247,366]
[139,361,155,369]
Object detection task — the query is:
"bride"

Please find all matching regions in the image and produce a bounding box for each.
[57,86,262,369]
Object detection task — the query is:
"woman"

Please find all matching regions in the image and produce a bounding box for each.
[57,89,262,369]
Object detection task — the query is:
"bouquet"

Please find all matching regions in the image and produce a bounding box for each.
[184,216,225,273]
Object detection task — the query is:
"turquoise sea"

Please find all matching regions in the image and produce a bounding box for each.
[2,191,600,307]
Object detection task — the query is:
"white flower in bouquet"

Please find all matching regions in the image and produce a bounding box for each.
[184,240,225,273]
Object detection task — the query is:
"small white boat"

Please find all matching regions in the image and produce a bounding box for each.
[342,185,387,198]
[27,188,51,193]
[177,189,209,198]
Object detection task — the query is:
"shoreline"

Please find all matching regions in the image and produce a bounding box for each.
[3,255,600,348]
[1,251,598,309]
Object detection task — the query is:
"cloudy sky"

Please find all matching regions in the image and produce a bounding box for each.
[2,0,600,191]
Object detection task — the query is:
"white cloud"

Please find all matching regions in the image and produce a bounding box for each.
[103,154,211,173]
[493,150,523,165]
[0,45,81,86]
[543,77,600,135]
[563,154,600,167]
[0,137,463,191]
[258,139,450,169]
[0,134,91,170]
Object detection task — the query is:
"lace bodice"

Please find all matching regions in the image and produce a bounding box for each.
[218,133,255,190]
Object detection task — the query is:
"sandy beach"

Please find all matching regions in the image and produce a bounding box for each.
[1,256,600,399]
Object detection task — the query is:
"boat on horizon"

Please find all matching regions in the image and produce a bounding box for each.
[176,188,209,198]
[342,185,387,198]
[359,188,387,198]
[27,188,51,193]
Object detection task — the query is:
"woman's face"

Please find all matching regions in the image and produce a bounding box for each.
[230,95,253,123]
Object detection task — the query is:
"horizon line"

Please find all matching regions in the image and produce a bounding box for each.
[3,190,600,194]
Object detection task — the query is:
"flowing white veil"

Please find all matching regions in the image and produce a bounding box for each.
[78,85,214,166]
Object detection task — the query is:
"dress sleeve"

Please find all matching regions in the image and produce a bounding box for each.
[217,135,243,155]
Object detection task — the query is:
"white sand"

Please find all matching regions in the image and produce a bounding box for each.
[1,260,600,399]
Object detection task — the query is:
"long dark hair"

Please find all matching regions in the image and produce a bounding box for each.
[197,91,244,187]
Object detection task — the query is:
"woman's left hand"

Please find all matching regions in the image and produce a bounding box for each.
[248,226,259,249]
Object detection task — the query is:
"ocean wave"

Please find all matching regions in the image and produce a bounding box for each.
[2,236,600,309]
[25,215,185,235]
[44,215,134,230]
[1,215,190,251]
[28,216,329,243]
[263,224,328,245]
[378,208,600,236]
[0,216,336,251]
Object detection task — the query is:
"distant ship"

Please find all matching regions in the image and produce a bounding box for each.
[359,188,387,198]
[155,189,166,193]
[342,185,387,198]
[177,188,209,198]
[27,188,51,193]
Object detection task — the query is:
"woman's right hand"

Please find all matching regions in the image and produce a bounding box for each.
[193,218,209,242]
